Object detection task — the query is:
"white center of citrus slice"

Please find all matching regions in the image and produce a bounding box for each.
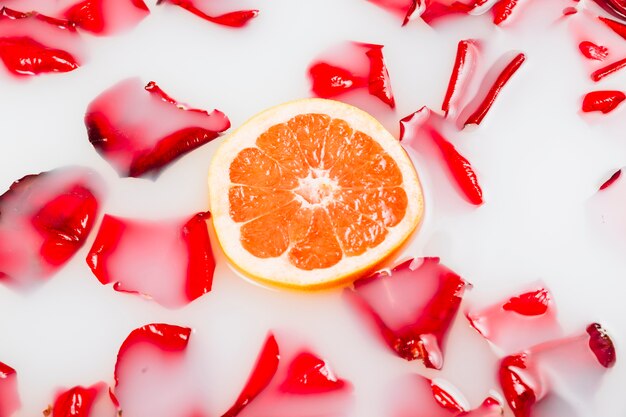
[295,170,338,206]
[208,99,424,289]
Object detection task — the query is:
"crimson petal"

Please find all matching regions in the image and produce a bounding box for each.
[0,8,82,76]
[62,0,149,35]
[158,0,258,28]
[113,323,208,417]
[222,334,352,417]
[0,362,20,417]
[0,167,104,286]
[390,374,502,417]
[85,78,230,178]
[49,383,115,417]
[467,286,561,354]
[308,42,395,108]
[86,211,214,308]
[499,325,617,417]
[346,258,470,369]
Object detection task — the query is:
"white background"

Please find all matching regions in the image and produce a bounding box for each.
[0,0,625,416]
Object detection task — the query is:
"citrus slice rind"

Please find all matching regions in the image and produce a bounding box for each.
[208,98,424,290]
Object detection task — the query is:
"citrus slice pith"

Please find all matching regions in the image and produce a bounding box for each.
[208,98,424,290]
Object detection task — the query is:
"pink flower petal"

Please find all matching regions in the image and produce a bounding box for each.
[85,78,230,178]
[0,167,104,287]
[0,362,20,417]
[346,258,470,369]
[466,286,561,354]
[86,211,214,308]
[499,324,616,417]
[113,323,209,417]
[222,333,353,417]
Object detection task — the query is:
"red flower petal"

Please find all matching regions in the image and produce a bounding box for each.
[587,323,616,368]
[222,334,279,417]
[86,211,214,308]
[85,78,230,178]
[457,397,503,417]
[599,169,622,190]
[0,362,20,417]
[499,325,617,417]
[428,128,484,206]
[593,0,626,21]
[113,323,208,417]
[399,106,432,142]
[421,1,474,25]
[346,258,470,369]
[599,16,626,39]
[391,375,465,417]
[442,40,479,118]
[582,90,625,113]
[498,353,536,417]
[502,288,550,316]
[157,0,258,28]
[590,57,626,81]
[51,384,106,417]
[491,0,519,25]
[222,334,352,417]
[365,0,415,22]
[279,352,347,394]
[389,374,502,417]
[0,167,104,286]
[463,52,526,127]
[308,63,366,99]
[62,0,149,35]
[467,286,561,354]
[579,41,609,61]
[365,44,396,108]
[0,8,82,76]
[308,42,395,108]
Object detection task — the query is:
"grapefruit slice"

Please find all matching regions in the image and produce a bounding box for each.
[208,98,424,289]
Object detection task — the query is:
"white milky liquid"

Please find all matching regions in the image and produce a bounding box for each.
[0,0,625,416]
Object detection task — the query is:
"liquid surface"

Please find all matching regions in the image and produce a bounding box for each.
[0,0,625,416]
